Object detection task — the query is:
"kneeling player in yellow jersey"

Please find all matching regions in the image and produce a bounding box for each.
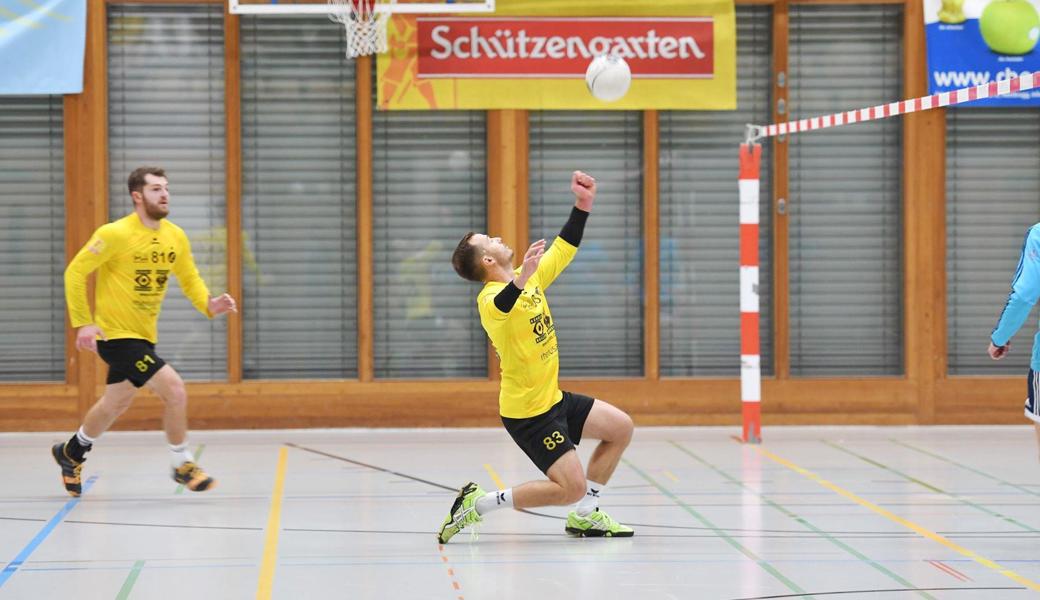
[53,167,237,496]
[441,171,635,542]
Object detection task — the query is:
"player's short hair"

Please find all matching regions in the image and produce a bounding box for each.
[452,232,484,282]
[128,166,167,195]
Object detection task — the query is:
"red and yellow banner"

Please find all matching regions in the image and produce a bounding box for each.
[376,0,735,110]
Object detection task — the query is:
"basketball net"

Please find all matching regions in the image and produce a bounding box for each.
[328,0,390,58]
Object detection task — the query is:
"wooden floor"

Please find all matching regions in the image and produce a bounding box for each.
[1,425,1039,599]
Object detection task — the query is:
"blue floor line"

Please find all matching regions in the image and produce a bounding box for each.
[0,475,98,589]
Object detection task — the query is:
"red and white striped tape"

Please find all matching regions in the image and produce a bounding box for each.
[755,72,1037,139]
[739,143,761,444]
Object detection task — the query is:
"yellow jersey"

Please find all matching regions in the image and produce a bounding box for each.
[478,238,578,419]
[65,213,212,343]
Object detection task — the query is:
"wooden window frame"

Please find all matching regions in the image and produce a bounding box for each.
[0,0,1007,431]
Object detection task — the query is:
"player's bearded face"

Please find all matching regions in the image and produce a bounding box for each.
[140,186,169,220]
[488,237,512,264]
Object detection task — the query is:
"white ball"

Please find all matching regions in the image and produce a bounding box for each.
[585,54,631,102]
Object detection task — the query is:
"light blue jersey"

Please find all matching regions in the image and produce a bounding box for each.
[992,224,1040,371]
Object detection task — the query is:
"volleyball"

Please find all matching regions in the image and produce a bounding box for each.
[585,54,631,102]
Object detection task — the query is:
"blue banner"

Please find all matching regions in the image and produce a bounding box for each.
[924,0,1040,106]
[0,0,86,95]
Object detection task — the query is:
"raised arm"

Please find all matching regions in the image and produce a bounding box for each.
[535,171,596,289]
[490,239,546,315]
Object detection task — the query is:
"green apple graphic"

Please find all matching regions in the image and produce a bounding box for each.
[979,0,1040,55]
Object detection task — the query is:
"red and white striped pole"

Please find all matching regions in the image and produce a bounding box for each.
[739,143,761,444]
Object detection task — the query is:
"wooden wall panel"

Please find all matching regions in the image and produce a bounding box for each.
[513,110,530,254]
[903,0,947,424]
[0,377,921,431]
[0,386,80,431]
[485,110,527,379]
[643,111,660,380]
[356,55,375,382]
[63,0,109,416]
[935,378,1025,423]
[6,0,1023,433]
[224,8,244,383]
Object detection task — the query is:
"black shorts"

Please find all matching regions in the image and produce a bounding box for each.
[1027,369,1040,425]
[97,339,166,387]
[501,391,596,474]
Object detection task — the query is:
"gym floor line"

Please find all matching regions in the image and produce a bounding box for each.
[1,426,1038,599]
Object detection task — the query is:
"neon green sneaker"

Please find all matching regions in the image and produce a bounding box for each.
[437,482,485,544]
[565,509,634,537]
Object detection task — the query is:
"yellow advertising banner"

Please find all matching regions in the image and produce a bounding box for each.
[376,0,736,110]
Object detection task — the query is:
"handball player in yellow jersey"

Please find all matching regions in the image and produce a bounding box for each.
[53,167,236,496]
[440,171,634,542]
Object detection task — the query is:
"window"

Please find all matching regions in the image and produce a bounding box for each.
[372,110,487,378]
[108,4,227,380]
[659,6,773,376]
[241,15,359,378]
[529,111,643,377]
[0,96,65,381]
[946,108,1040,375]
[788,5,904,376]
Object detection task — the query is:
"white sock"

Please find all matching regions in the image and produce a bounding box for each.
[76,426,96,447]
[576,480,606,516]
[475,488,513,515]
[169,443,195,468]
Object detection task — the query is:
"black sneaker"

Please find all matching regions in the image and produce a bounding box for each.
[51,442,84,497]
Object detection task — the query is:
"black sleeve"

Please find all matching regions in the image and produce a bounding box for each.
[493,281,523,313]
[558,206,590,247]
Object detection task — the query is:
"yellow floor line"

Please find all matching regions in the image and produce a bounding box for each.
[482,463,506,490]
[756,445,1040,592]
[256,446,288,600]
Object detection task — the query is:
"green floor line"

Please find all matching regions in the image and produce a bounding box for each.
[623,457,813,599]
[825,440,1039,532]
[114,560,144,600]
[668,440,936,600]
[890,438,1040,498]
[174,444,206,495]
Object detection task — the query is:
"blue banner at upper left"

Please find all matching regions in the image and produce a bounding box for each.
[0,0,86,95]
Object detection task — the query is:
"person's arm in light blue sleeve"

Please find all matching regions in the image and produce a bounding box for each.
[991,227,1040,348]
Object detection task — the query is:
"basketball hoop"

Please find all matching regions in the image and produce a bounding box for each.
[328,0,389,58]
